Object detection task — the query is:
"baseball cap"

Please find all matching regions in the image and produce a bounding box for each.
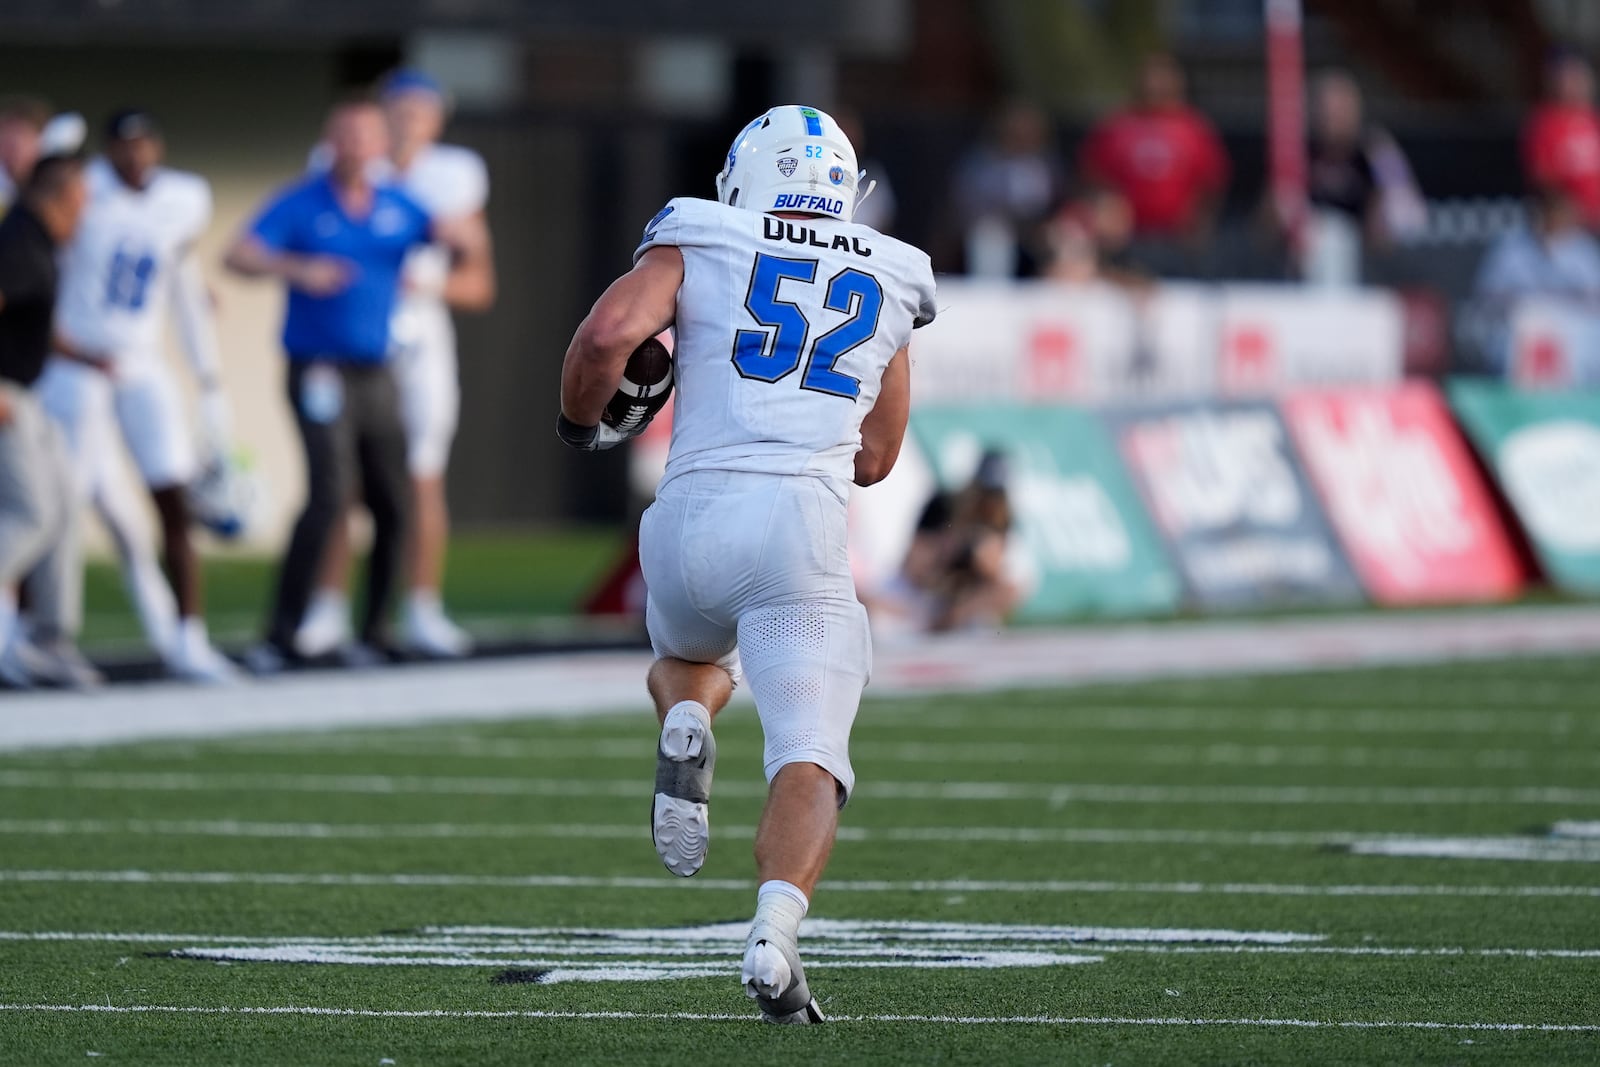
[974,449,1011,491]
[39,111,87,158]
[379,68,444,100]
[105,109,161,142]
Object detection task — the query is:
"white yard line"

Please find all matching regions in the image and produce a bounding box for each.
[1552,821,1600,839]
[1149,681,1599,710]
[866,706,1596,737]
[3,606,1600,753]
[0,818,1590,856]
[1097,945,1600,958]
[3,769,1596,806]
[0,1003,1596,1031]
[1346,838,1600,862]
[196,735,1597,772]
[5,930,1596,960]
[2,868,1597,897]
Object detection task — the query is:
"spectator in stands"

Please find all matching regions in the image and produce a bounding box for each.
[1472,187,1600,373]
[1044,187,1142,287]
[836,109,896,235]
[1523,47,1600,230]
[951,100,1066,278]
[1079,53,1229,277]
[864,450,1023,637]
[1304,70,1427,284]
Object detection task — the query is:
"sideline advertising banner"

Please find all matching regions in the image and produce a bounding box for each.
[908,405,1181,620]
[907,281,1139,403]
[1449,381,1600,594]
[1507,299,1600,389]
[1109,400,1364,609]
[1282,385,1525,604]
[915,280,1402,404]
[1215,285,1405,394]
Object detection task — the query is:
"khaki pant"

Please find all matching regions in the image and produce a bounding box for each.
[0,382,82,642]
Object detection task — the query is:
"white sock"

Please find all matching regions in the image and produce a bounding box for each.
[754,879,809,943]
[0,589,17,652]
[660,701,711,760]
[310,589,348,616]
[407,589,442,616]
[665,699,710,727]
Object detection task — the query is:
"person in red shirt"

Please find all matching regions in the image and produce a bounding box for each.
[1522,47,1600,229]
[1080,53,1230,244]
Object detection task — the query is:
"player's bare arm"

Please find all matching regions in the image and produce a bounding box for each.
[50,329,114,374]
[223,234,353,296]
[559,244,682,427]
[171,249,225,390]
[855,344,910,487]
[435,210,496,312]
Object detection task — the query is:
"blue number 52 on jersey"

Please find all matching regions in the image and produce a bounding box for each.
[731,252,884,400]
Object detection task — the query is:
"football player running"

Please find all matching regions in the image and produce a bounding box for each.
[558,105,937,1023]
[39,110,237,682]
[296,69,496,660]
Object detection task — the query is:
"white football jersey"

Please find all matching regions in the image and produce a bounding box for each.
[392,144,487,306]
[55,157,211,362]
[637,197,937,500]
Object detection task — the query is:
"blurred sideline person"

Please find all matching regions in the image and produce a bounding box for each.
[1472,187,1600,374]
[0,153,101,688]
[559,106,937,1022]
[1080,53,1230,277]
[1303,71,1426,285]
[863,450,1023,638]
[950,100,1066,277]
[835,109,895,234]
[1523,47,1600,230]
[225,94,488,670]
[298,70,496,659]
[1043,186,1141,286]
[0,98,50,215]
[39,110,238,682]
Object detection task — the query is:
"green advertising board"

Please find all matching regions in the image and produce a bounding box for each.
[1447,380,1600,594]
[909,405,1180,619]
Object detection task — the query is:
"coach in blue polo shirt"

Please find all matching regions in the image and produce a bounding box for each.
[226,92,485,667]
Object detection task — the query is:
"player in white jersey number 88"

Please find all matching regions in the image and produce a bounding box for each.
[558,105,938,1023]
[41,110,238,682]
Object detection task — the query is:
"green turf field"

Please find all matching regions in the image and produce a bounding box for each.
[1,655,1598,1064]
[78,528,625,648]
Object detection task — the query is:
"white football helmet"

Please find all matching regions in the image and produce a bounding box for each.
[715,105,863,223]
[187,449,265,541]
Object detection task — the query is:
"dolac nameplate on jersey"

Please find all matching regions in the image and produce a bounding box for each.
[762,215,872,257]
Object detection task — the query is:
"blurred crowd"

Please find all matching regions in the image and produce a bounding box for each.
[942,51,1431,287]
[927,48,1600,378]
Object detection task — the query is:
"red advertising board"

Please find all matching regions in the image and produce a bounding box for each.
[1282,384,1525,604]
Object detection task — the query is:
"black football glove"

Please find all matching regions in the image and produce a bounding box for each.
[557,412,634,452]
